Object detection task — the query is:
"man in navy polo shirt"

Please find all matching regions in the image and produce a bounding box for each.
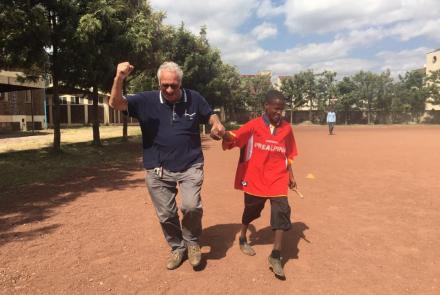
[110,61,225,270]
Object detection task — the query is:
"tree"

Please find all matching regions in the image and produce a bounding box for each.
[316,70,337,107]
[336,77,358,124]
[374,70,394,123]
[69,0,137,145]
[0,0,81,152]
[352,71,379,124]
[316,70,337,122]
[210,63,244,121]
[239,74,273,116]
[426,69,440,105]
[393,70,429,122]
[280,75,307,123]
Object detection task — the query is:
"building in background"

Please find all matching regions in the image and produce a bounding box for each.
[425,49,440,112]
[45,91,129,127]
[0,70,46,132]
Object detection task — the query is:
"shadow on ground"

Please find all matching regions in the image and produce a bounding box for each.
[197,222,309,270]
[249,222,310,266]
[0,140,145,247]
[200,223,244,260]
[0,131,51,139]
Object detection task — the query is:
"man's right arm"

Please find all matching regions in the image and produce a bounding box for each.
[109,62,134,111]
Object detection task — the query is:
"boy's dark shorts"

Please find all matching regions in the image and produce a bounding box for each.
[242,193,292,231]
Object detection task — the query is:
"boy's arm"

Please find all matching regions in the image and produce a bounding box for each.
[286,126,298,189]
[221,119,255,150]
[288,163,297,190]
[221,131,236,150]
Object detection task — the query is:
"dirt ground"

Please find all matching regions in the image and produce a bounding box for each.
[1,125,440,295]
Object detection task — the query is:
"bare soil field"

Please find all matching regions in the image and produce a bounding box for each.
[1,125,440,294]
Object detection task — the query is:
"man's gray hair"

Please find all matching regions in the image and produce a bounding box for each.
[157,61,183,83]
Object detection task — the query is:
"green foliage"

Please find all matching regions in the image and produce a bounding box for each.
[427,69,440,104]
[335,77,358,124]
[239,74,273,114]
[316,70,337,109]
[0,0,83,151]
[392,70,429,122]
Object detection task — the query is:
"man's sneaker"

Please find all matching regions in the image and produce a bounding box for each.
[268,255,285,278]
[187,244,202,267]
[239,240,256,256]
[166,250,184,270]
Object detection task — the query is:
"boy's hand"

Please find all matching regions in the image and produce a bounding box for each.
[289,177,297,190]
[288,165,297,190]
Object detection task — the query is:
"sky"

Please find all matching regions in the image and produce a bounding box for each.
[149,0,440,78]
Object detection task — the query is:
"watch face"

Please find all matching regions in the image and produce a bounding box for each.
[433,56,437,63]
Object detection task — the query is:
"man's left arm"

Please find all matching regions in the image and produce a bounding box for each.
[208,114,225,140]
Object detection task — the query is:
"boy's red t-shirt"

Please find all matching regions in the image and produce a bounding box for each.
[223,116,298,197]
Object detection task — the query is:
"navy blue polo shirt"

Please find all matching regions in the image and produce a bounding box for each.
[127,89,213,172]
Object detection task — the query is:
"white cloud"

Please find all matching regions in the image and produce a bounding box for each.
[283,0,440,34]
[309,58,378,77]
[375,47,431,77]
[251,22,278,40]
[256,0,285,18]
[150,0,258,33]
[148,0,436,78]
[390,19,440,41]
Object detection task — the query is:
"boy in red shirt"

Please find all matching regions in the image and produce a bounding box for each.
[222,90,298,279]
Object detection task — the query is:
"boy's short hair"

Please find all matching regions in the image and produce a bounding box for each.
[265,90,286,104]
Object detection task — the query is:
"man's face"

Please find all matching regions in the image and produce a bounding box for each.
[159,70,182,103]
[264,98,285,125]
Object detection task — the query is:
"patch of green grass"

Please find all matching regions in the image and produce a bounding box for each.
[0,136,142,194]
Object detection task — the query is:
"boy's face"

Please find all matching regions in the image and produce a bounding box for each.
[264,98,285,125]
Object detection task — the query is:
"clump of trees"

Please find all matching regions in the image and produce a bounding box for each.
[0,0,243,151]
[280,68,440,124]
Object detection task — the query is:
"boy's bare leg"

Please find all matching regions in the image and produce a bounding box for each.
[273,229,283,251]
[240,224,248,239]
[238,224,256,256]
[269,229,285,278]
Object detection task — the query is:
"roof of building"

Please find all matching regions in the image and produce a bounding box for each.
[427,48,440,54]
[0,70,45,92]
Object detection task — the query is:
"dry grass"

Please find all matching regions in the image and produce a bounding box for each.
[0,125,142,153]
[0,126,143,194]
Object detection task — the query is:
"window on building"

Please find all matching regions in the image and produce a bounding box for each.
[71,96,80,104]
[25,90,32,103]
[0,92,7,101]
[433,56,437,64]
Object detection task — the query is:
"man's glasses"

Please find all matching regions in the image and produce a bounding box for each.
[160,83,180,90]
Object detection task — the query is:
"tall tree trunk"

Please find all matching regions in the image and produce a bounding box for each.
[308,99,313,122]
[367,100,371,124]
[92,85,101,146]
[122,81,128,141]
[50,12,61,152]
[290,98,294,123]
[52,76,61,152]
[219,106,226,122]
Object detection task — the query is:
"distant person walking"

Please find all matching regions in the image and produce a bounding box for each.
[109,61,225,270]
[326,108,336,135]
